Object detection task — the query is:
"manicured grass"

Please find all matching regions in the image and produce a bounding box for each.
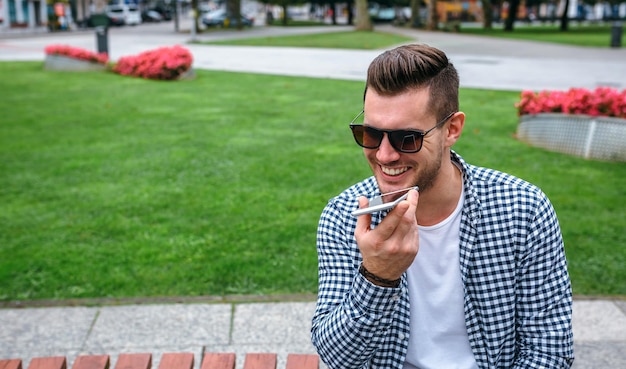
[201,30,414,49]
[0,62,624,303]
[460,23,625,47]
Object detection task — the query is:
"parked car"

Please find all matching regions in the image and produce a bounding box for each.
[369,4,396,23]
[152,6,173,21]
[142,10,163,23]
[201,8,254,28]
[106,4,142,26]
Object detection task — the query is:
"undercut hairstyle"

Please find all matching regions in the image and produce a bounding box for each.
[364,44,459,121]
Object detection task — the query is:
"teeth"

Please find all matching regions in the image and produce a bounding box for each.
[381,166,408,176]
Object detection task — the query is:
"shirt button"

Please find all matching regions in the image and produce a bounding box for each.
[398,333,406,340]
[391,294,400,302]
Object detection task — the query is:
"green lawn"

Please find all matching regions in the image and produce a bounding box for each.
[1,62,624,302]
[200,22,625,49]
[460,23,625,47]
[200,30,414,49]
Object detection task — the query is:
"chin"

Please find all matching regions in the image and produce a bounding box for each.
[376,178,415,193]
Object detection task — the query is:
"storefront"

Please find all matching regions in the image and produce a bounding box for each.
[1,0,49,29]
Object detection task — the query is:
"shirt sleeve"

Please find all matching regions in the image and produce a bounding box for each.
[513,192,574,368]
[311,199,404,369]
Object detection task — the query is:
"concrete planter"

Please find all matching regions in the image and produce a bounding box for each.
[44,54,107,72]
[517,113,626,162]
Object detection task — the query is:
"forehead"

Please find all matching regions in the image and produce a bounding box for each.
[363,88,433,128]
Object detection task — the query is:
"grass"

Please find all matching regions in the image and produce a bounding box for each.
[460,23,626,47]
[200,20,624,49]
[0,62,624,303]
[200,30,415,49]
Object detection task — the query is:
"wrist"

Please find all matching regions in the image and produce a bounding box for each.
[359,263,401,288]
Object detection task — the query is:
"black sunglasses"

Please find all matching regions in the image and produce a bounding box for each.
[349,111,456,153]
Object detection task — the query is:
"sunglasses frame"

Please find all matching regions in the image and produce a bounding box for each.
[349,111,456,153]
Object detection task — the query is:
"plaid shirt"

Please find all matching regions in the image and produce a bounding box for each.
[311,152,574,369]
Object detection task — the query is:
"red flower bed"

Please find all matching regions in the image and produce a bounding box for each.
[516,87,626,119]
[112,45,193,81]
[44,44,109,64]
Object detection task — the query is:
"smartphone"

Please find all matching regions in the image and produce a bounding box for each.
[351,186,417,217]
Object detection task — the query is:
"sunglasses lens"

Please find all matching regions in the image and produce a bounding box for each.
[362,127,383,148]
[389,131,421,153]
[351,125,383,149]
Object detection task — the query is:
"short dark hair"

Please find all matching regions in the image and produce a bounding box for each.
[364,44,459,121]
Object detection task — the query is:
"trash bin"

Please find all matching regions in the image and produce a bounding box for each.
[611,21,622,48]
[91,14,110,54]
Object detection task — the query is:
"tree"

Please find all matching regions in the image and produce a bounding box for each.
[225,0,242,29]
[191,0,200,33]
[503,0,520,31]
[481,0,493,29]
[426,0,438,30]
[559,0,571,31]
[410,0,422,28]
[355,0,373,30]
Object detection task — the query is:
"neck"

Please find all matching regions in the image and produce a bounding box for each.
[415,159,463,226]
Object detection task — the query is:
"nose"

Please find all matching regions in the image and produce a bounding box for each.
[375,133,401,162]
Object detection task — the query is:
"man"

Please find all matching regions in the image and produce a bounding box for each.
[311,44,574,368]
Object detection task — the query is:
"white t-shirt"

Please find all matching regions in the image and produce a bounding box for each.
[403,185,478,369]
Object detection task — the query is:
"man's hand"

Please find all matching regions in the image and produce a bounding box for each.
[354,189,419,283]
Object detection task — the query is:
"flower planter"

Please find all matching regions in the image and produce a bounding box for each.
[44,54,107,72]
[517,113,626,162]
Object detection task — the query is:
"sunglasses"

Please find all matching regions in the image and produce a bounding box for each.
[349,111,456,153]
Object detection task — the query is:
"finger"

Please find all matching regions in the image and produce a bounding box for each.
[354,196,372,234]
[375,189,419,239]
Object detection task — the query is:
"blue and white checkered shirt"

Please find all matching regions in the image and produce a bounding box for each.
[311,151,574,369]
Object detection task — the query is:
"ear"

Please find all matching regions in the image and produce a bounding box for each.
[445,112,465,147]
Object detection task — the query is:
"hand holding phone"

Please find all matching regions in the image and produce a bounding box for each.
[351,186,418,217]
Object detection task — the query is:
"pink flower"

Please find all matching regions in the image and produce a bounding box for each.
[112,45,193,80]
[516,87,626,119]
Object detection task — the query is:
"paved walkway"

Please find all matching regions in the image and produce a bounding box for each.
[1,20,625,369]
[1,20,626,91]
[1,298,625,368]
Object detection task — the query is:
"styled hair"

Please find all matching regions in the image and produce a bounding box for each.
[364,44,459,121]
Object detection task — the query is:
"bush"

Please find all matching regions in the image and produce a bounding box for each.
[112,45,193,80]
[516,87,626,119]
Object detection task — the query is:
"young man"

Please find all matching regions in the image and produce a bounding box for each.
[311,44,574,368]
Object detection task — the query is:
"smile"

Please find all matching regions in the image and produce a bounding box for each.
[381,166,409,176]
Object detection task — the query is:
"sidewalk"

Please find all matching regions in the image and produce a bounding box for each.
[1,20,625,369]
[1,21,625,91]
[1,297,625,368]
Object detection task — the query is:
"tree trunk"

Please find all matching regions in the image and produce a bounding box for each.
[226,0,241,29]
[504,0,520,31]
[427,0,438,30]
[410,0,421,28]
[282,4,288,25]
[559,0,570,31]
[481,0,492,29]
[191,0,199,32]
[355,0,373,31]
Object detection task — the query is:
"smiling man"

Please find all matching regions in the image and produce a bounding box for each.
[311,44,574,369]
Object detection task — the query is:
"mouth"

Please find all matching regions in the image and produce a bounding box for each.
[381,165,409,177]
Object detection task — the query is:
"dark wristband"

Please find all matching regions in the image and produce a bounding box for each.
[359,263,401,288]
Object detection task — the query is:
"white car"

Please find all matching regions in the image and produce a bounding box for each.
[107,4,142,26]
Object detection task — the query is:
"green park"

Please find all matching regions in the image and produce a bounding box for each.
[0,22,624,306]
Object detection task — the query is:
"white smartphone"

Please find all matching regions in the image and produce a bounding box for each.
[351,187,417,217]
